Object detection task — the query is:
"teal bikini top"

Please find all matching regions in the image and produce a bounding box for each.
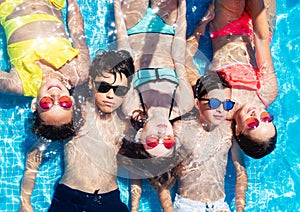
[127,8,175,35]
[134,68,179,119]
[133,68,179,88]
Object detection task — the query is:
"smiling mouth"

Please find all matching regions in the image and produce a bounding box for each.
[48,85,62,91]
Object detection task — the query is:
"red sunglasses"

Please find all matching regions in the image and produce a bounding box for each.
[245,111,274,130]
[145,135,175,149]
[39,96,73,110]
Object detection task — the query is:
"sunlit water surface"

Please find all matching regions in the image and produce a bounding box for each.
[0,0,299,211]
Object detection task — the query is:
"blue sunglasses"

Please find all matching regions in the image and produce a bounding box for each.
[198,98,235,111]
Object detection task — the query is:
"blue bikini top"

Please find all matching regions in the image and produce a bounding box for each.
[127,8,175,35]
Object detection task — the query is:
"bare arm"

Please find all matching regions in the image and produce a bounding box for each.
[231,139,248,212]
[250,0,278,105]
[65,0,90,86]
[0,68,23,95]
[19,139,50,212]
[121,85,141,117]
[171,0,187,67]
[185,35,201,87]
[0,9,23,95]
[172,0,194,118]
[114,0,145,116]
[131,179,142,212]
[114,0,133,55]
[185,3,215,86]
[158,188,174,212]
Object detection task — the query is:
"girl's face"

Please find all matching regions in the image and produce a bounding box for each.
[94,72,128,114]
[235,103,275,141]
[140,114,175,157]
[33,78,73,126]
[196,88,232,127]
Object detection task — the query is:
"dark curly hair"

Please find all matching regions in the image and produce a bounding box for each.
[130,109,149,131]
[233,122,277,159]
[31,111,75,141]
[118,137,177,191]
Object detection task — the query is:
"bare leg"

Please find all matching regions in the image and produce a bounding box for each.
[131,179,142,212]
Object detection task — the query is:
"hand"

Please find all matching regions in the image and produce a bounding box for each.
[19,200,34,212]
[236,206,245,212]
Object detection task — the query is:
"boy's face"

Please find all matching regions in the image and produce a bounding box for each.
[94,72,129,114]
[196,88,232,127]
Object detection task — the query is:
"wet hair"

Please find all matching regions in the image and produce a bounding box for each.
[32,111,75,140]
[32,85,86,141]
[147,167,177,191]
[89,50,134,85]
[119,137,177,191]
[195,74,230,99]
[233,122,277,159]
[130,109,149,131]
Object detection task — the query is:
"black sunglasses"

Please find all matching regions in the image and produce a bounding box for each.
[94,81,129,97]
[198,98,235,111]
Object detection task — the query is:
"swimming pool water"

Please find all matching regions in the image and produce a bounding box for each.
[0,0,299,211]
